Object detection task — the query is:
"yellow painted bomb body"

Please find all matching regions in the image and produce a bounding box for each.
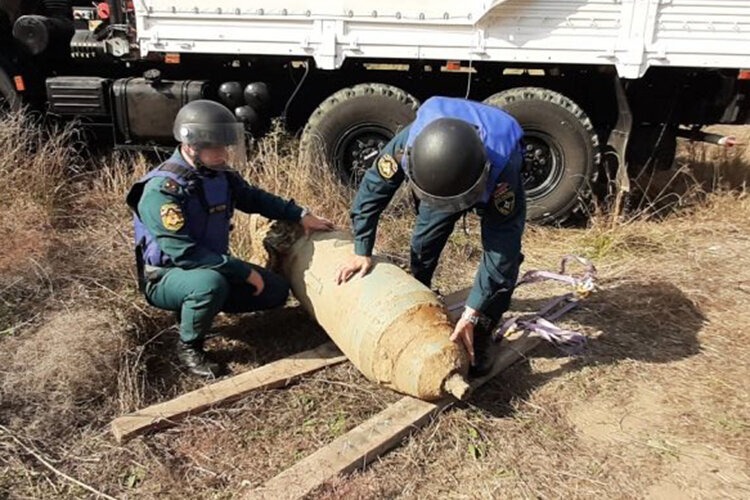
[265,225,470,400]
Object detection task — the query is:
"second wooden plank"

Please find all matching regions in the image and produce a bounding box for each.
[112,342,347,443]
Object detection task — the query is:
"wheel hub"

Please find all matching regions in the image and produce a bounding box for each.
[333,124,392,184]
[521,131,564,199]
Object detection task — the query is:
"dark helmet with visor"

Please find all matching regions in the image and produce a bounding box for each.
[173,100,246,169]
[407,118,490,213]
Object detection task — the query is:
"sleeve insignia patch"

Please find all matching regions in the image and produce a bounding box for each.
[160,203,185,232]
[377,154,399,179]
[493,185,516,216]
[493,182,510,196]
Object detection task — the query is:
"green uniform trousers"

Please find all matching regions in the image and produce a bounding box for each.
[144,264,290,344]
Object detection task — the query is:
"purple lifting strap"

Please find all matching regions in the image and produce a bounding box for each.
[495,255,597,355]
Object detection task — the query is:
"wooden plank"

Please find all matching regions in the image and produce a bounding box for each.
[111,342,347,443]
[472,333,541,390]
[249,396,447,500]
[247,332,540,500]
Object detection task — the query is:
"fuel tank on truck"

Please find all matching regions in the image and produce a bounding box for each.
[112,75,207,143]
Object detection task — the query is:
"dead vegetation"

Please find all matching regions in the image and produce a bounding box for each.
[3,309,134,440]
[0,113,748,499]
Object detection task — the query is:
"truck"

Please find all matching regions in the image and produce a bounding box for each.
[1,0,749,222]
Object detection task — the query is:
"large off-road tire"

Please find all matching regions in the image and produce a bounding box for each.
[0,65,21,116]
[301,83,419,183]
[484,87,600,223]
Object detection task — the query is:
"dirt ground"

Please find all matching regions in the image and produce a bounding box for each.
[1,120,749,499]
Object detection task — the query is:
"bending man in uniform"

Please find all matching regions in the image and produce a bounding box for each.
[336,97,525,377]
[127,100,334,378]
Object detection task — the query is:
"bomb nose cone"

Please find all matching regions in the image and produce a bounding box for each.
[443,373,470,400]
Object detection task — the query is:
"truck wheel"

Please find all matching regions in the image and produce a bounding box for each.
[484,87,600,223]
[301,83,419,183]
[0,66,21,116]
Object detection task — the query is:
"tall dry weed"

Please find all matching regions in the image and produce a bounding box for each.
[230,122,416,263]
[0,114,152,446]
[0,111,84,331]
[584,127,748,259]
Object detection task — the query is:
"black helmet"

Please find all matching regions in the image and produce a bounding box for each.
[407,118,489,213]
[218,81,244,108]
[173,100,244,146]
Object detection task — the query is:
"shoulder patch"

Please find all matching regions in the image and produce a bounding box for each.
[493,183,516,216]
[159,178,181,196]
[160,203,185,232]
[377,154,399,180]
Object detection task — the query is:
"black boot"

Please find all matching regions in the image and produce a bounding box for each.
[469,323,497,379]
[176,340,224,378]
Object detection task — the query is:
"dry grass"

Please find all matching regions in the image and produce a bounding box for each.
[0,112,80,331]
[2,309,134,440]
[230,122,416,265]
[627,125,750,220]
[230,124,355,263]
[0,112,749,499]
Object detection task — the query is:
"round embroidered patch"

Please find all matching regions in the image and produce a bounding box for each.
[377,154,399,179]
[160,203,185,231]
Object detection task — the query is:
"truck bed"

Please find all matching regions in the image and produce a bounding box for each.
[135,0,750,78]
